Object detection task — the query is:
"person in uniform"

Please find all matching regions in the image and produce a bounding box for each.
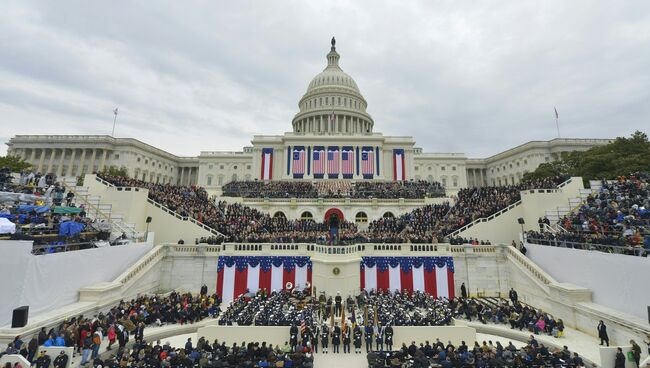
[310,324,319,353]
[334,292,342,316]
[353,324,363,354]
[342,323,351,353]
[301,325,310,348]
[375,322,384,352]
[320,324,329,354]
[289,323,299,352]
[365,323,374,353]
[332,323,341,353]
[385,323,394,351]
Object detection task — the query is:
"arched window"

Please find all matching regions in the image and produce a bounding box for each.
[218,175,224,185]
[273,212,286,219]
[206,175,213,186]
[231,174,238,182]
[355,212,368,224]
[383,212,394,218]
[427,175,434,183]
[301,211,313,220]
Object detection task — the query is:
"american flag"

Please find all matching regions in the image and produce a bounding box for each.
[300,318,306,335]
[292,147,305,177]
[327,147,340,176]
[362,148,374,177]
[341,148,354,178]
[313,148,325,177]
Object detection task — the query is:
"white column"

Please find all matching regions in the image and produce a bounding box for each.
[56,149,65,176]
[46,149,55,174]
[29,149,36,166]
[37,149,46,173]
[67,149,77,176]
[99,149,108,171]
[89,149,97,173]
[78,149,87,175]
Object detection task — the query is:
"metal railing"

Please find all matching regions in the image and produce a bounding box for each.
[62,180,142,241]
[526,237,649,257]
[94,175,224,238]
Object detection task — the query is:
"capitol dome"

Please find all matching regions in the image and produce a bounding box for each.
[292,38,374,135]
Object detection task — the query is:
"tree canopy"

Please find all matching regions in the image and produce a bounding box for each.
[523,131,650,182]
[0,155,32,172]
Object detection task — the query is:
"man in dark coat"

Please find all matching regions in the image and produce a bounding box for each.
[289,323,299,352]
[385,324,394,351]
[364,323,373,353]
[614,347,625,368]
[460,283,467,299]
[342,324,351,354]
[375,322,385,352]
[353,325,363,354]
[53,351,69,368]
[334,292,342,317]
[320,324,329,354]
[509,288,518,304]
[597,320,609,346]
[332,323,341,353]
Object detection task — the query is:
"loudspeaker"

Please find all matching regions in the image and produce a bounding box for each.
[12,306,29,328]
[146,216,152,223]
[517,218,525,225]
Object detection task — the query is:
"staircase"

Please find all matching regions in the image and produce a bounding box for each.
[544,180,606,228]
[61,178,141,241]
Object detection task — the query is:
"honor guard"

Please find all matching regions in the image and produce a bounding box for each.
[364,323,373,352]
[320,324,329,354]
[332,323,341,353]
[289,323,299,352]
[374,322,385,352]
[353,324,363,354]
[342,323,351,353]
[385,323,394,351]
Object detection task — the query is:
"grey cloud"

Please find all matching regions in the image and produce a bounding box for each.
[1,0,649,157]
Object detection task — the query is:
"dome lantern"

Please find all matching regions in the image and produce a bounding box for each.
[291,38,374,136]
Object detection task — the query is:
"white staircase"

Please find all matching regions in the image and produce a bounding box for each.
[61,178,141,241]
[544,180,604,227]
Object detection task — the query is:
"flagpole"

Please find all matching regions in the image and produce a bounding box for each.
[554,107,561,138]
[112,107,118,137]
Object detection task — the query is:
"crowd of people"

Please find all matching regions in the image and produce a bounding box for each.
[222,180,445,199]
[526,174,650,256]
[99,173,568,244]
[1,289,220,367]
[1,172,113,253]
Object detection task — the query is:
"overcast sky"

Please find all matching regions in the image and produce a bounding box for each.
[1,1,649,158]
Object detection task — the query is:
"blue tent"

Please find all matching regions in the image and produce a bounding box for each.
[58,221,85,237]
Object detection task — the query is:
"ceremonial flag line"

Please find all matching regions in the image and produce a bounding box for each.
[217,256,312,304]
[360,256,455,298]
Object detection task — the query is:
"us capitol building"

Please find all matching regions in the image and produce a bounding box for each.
[6,39,609,192]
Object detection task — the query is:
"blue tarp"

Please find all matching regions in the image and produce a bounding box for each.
[58,221,85,237]
[17,205,50,213]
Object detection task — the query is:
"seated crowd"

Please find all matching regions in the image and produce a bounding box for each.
[98,173,566,244]
[1,172,111,253]
[526,173,650,256]
[2,289,220,367]
[222,180,445,199]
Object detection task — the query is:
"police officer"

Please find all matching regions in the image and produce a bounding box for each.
[385,323,394,351]
[365,323,373,353]
[321,324,329,354]
[289,323,299,352]
[332,323,341,353]
[342,324,351,353]
[375,322,384,352]
[354,324,363,354]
